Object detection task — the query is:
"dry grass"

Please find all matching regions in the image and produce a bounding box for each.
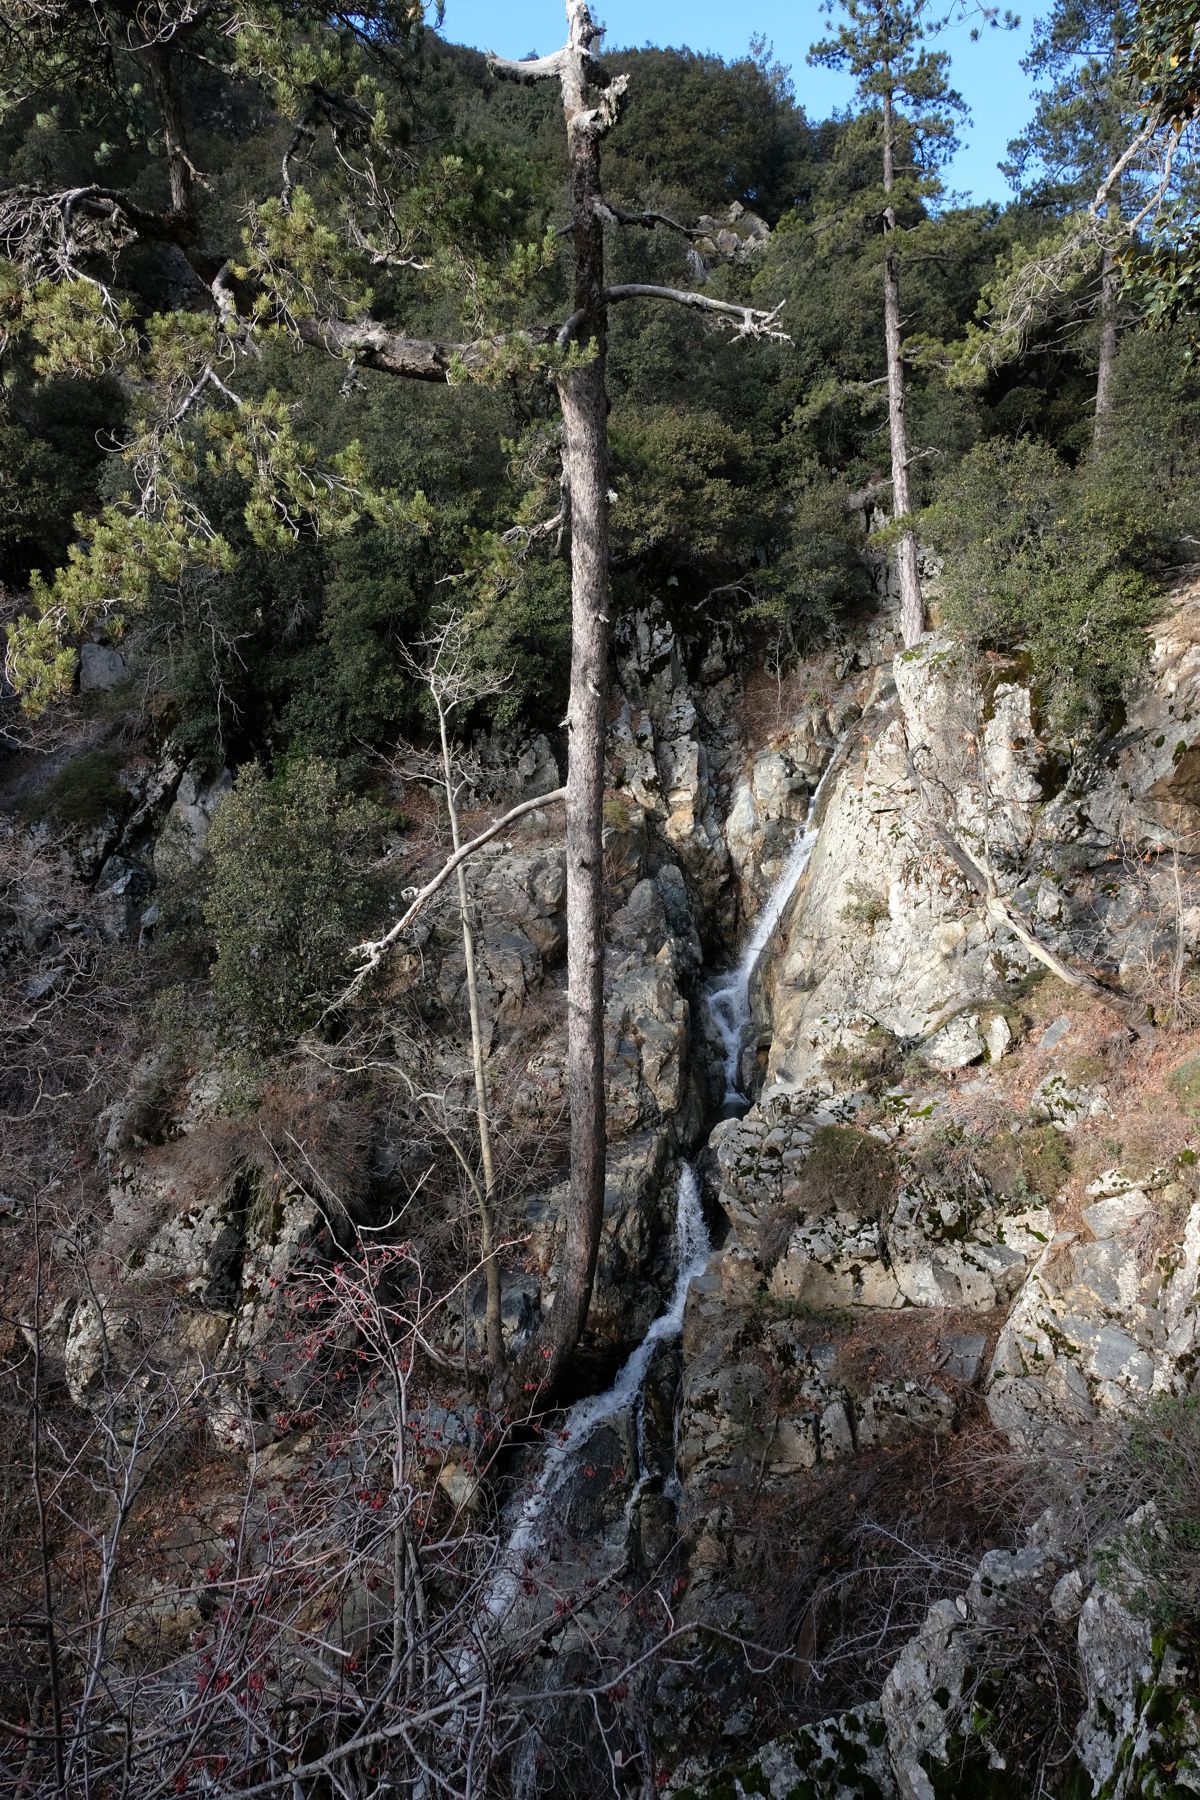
[832,1304,1006,1395]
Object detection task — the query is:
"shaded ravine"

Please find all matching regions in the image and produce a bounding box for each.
[483,735,851,1621]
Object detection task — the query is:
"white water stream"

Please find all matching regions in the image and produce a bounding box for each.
[483,738,847,1633]
[706,741,846,1105]
[483,1162,711,1622]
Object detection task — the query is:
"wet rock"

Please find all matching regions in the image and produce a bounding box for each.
[724,746,815,921]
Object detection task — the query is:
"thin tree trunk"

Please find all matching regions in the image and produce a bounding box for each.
[1093,196,1121,456]
[146,43,193,221]
[881,88,923,648]
[435,708,504,1376]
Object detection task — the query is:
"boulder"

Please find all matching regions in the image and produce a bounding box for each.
[79,642,128,692]
[155,765,232,876]
[988,1168,1200,1445]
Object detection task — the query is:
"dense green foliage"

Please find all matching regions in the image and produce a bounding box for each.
[202,758,388,1049]
[926,323,1200,714]
[0,0,1198,794]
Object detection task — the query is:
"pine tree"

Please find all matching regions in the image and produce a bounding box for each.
[810,0,976,645]
[1005,1,1141,449]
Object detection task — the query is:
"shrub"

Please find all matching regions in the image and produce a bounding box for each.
[840,879,889,928]
[1108,1395,1200,1633]
[203,757,388,1051]
[974,1122,1072,1204]
[924,435,1159,725]
[0,419,76,582]
[27,746,129,826]
[799,1123,897,1218]
[821,1026,901,1092]
[1167,1055,1200,1115]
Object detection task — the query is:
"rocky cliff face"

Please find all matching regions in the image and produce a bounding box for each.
[6,580,1200,1796]
[662,580,1200,1797]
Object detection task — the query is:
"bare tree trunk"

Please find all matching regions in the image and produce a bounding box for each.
[881,88,923,649]
[146,43,194,221]
[540,5,612,1393]
[435,709,504,1376]
[1093,202,1121,456]
[550,360,609,1388]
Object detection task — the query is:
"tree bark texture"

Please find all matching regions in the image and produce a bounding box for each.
[881,89,923,649]
[1093,191,1121,456]
[541,2,612,1394]
[147,43,194,222]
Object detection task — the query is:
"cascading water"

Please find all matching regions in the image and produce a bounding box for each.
[706,740,848,1106]
[483,1162,711,1622]
[480,737,847,1644]
[440,744,851,1797]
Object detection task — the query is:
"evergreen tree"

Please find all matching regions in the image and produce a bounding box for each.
[809,0,978,645]
[1005,1,1142,448]
[1125,0,1200,333]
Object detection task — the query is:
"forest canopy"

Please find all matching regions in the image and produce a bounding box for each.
[0,1,1196,755]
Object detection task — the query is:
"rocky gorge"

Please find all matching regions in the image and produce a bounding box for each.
[4,576,1200,1797]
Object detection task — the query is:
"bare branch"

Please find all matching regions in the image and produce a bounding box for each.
[558,286,788,348]
[486,47,568,83]
[295,313,555,382]
[340,787,567,1001]
[1088,106,1165,223]
[595,202,709,240]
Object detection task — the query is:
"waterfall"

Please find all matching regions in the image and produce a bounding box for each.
[474,736,848,1655]
[706,740,847,1105]
[482,1163,711,1622]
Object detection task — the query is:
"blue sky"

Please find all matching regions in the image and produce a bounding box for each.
[439,1,1039,205]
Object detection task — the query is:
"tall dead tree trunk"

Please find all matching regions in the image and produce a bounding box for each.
[542,3,612,1393]
[881,86,923,649]
[1093,20,1128,458]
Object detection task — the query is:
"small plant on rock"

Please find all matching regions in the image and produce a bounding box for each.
[840,879,889,930]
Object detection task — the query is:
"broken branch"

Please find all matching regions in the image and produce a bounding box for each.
[340,787,567,1002]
